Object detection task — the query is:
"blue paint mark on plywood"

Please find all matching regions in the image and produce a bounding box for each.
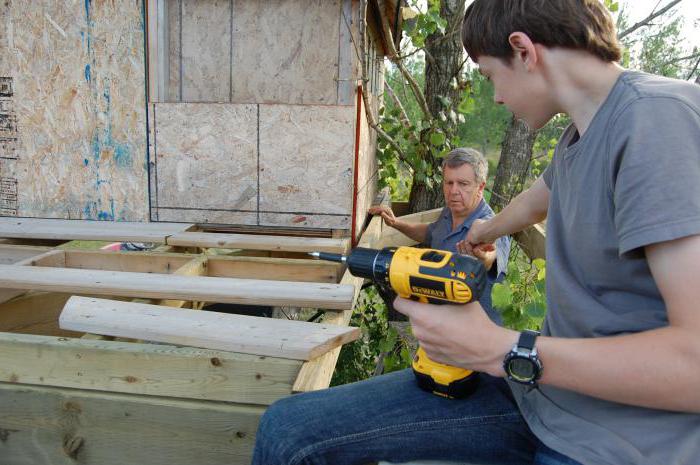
[84,64,91,82]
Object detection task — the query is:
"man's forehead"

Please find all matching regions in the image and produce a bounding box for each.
[444,163,476,181]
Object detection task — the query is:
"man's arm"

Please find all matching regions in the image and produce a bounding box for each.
[467,176,549,245]
[368,205,429,244]
[395,234,700,413]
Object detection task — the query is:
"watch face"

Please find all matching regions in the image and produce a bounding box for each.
[507,357,535,382]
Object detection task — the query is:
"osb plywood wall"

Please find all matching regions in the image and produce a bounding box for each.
[163,0,343,105]
[149,0,372,230]
[150,103,356,229]
[0,0,148,221]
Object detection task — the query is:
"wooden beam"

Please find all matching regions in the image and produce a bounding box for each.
[0,218,193,243]
[0,249,66,305]
[0,264,356,309]
[0,382,264,465]
[167,232,350,254]
[60,297,361,360]
[0,244,53,264]
[0,332,301,405]
[58,250,339,283]
[514,223,546,260]
[207,256,339,283]
[0,292,76,336]
[64,249,195,274]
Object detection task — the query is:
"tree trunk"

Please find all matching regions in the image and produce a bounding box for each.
[407,0,466,214]
[490,117,537,212]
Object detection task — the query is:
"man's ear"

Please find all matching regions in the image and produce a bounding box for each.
[508,32,538,70]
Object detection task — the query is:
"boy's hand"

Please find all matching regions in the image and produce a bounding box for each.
[393,297,517,377]
[368,205,397,227]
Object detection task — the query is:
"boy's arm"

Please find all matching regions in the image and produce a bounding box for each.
[396,233,700,413]
[368,205,429,244]
[467,176,549,245]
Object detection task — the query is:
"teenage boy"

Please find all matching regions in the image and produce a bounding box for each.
[252,1,700,464]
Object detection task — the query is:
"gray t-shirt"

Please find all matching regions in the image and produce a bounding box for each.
[510,71,700,465]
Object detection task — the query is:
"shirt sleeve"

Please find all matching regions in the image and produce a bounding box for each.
[424,220,436,247]
[610,97,700,255]
[489,234,511,282]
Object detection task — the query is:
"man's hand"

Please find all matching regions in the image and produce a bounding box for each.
[456,218,497,269]
[465,218,494,247]
[368,205,397,227]
[393,297,517,376]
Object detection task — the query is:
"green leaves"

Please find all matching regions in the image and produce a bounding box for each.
[491,252,548,331]
[429,130,446,146]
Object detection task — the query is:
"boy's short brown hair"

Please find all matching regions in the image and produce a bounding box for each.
[462,0,622,63]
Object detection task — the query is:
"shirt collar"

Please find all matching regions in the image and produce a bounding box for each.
[444,199,488,232]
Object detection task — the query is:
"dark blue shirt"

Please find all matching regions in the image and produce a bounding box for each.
[424,199,510,324]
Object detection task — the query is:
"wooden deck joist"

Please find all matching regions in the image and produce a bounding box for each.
[166,231,350,254]
[60,297,361,360]
[0,331,301,405]
[0,264,355,310]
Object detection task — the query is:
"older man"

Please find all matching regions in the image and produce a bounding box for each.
[369,147,510,323]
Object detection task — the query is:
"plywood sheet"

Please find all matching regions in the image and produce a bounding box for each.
[168,0,182,102]
[60,296,361,360]
[0,217,192,243]
[260,212,350,229]
[230,0,340,105]
[0,0,148,221]
[181,0,231,102]
[259,104,355,217]
[153,102,257,213]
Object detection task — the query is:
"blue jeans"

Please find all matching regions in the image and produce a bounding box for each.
[252,369,582,465]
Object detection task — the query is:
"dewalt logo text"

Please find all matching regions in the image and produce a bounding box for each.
[411,286,446,298]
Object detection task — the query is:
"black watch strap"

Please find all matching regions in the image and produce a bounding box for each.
[518,329,540,350]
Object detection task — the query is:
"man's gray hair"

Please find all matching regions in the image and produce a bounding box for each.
[441,148,488,184]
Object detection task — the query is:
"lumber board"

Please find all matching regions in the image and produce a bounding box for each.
[58,249,340,283]
[0,265,355,309]
[0,292,76,337]
[207,256,339,283]
[167,231,350,254]
[60,297,361,361]
[0,218,193,243]
[0,249,65,305]
[0,245,52,264]
[514,223,546,260]
[63,250,195,274]
[0,332,301,405]
[0,383,263,465]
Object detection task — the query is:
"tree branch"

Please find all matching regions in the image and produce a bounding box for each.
[685,54,700,81]
[359,0,414,173]
[618,0,683,39]
[384,82,412,129]
[373,1,431,119]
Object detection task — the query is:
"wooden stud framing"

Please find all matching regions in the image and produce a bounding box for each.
[0,382,265,465]
[0,265,355,310]
[167,231,351,254]
[0,331,301,405]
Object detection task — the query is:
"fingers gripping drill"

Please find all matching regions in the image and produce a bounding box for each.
[311,246,487,399]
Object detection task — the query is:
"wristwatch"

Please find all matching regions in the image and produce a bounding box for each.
[503,329,543,386]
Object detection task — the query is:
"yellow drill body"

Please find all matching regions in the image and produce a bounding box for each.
[312,246,487,399]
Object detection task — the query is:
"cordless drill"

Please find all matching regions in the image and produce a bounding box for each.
[311,246,487,399]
